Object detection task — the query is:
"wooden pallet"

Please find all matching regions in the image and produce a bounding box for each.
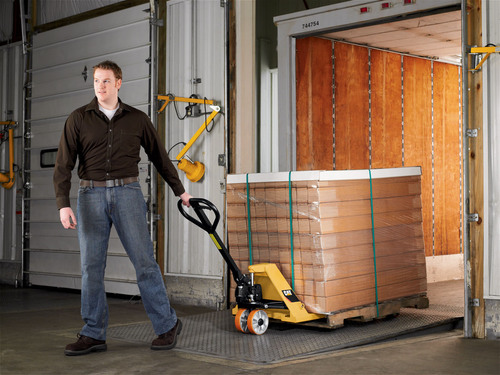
[301,294,429,329]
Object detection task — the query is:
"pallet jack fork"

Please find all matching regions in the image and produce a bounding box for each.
[178,198,324,335]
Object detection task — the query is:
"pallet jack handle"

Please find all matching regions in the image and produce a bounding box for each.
[177,198,219,234]
[177,198,249,285]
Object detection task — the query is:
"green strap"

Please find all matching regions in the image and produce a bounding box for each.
[246,174,253,265]
[288,171,295,290]
[369,169,379,317]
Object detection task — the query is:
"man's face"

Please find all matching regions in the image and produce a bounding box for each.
[94,68,122,106]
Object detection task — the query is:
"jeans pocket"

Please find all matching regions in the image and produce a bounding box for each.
[124,181,142,190]
[78,186,93,194]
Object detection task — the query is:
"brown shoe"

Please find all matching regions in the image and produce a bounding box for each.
[64,334,107,356]
[151,319,182,350]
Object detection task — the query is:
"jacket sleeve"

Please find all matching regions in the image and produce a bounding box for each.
[141,115,186,197]
[53,112,80,209]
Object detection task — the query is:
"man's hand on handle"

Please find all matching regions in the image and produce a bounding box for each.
[179,192,193,207]
[60,207,77,229]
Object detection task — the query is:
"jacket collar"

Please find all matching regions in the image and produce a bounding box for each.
[85,97,131,116]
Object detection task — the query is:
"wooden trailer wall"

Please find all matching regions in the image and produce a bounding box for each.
[295,37,462,257]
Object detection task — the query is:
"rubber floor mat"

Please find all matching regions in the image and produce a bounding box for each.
[107,304,463,364]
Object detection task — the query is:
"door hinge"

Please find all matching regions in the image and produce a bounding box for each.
[466,129,478,138]
[467,213,479,222]
[218,154,226,167]
[220,0,227,7]
[150,18,164,27]
[469,298,480,307]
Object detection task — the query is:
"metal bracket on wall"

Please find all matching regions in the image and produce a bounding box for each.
[467,213,479,223]
[466,129,478,138]
[150,18,164,27]
[469,298,480,307]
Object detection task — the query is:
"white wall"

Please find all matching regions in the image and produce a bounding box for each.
[483,0,500,300]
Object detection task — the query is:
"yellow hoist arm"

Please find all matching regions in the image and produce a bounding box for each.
[175,108,220,161]
[157,94,214,114]
[0,121,17,189]
[470,45,500,71]
[156,95,221,182]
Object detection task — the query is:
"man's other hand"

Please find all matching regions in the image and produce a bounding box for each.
[60,207,77,229]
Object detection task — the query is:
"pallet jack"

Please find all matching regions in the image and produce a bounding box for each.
[178,198,325,335]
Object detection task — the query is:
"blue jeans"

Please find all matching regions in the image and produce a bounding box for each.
[77,182,177,340]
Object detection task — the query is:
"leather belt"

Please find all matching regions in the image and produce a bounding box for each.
[79,177,138,188]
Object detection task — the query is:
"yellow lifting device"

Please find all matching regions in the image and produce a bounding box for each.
[470,45,500,71]
[0,121,17,190]
[157,94,221,182]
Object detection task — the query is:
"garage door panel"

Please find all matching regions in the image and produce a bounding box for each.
[29,236,80,251]
[32,45,150,99]
[30,89,93,121]
[29,252,81,274]
[32,20,149,70]
[30,79,149,121]
[29,222,78,238]
[117,79,150,106]
[28,173,78,200]
[34,6,149,48]
[28,274,140,295]
[28,251,136,281]
[30,120,66,149]
[30,200,62,222]
[30,223,127,256]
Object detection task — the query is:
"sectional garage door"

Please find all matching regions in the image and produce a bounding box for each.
[25,4,152,295]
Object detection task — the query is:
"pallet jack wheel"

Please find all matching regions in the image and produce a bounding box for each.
[247,309,269,335]
[235,308,250,333]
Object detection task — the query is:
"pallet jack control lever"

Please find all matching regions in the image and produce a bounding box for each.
[177,198,249,287]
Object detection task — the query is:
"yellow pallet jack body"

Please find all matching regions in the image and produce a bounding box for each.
[231,263,324,323]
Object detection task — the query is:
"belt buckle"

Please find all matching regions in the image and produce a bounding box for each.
[106,180,115,188]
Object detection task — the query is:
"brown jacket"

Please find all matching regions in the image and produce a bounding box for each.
[53,97,185,209]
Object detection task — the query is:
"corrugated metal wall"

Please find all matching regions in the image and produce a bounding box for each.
[0,42,24,285]
[164,0,226,307]
[295,38,462,258]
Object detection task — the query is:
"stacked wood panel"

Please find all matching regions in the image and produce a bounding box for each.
[227,168,427,314]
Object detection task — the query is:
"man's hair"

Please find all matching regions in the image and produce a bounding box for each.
[93,60,122,80]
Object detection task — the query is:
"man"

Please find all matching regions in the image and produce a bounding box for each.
[54,60,192,356]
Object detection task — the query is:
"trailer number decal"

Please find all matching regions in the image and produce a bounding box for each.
[302,20,319,29]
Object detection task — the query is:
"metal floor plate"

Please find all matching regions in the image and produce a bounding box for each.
[107,304,463,364]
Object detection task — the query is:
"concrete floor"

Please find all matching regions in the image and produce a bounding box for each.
[1,280,499,375]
